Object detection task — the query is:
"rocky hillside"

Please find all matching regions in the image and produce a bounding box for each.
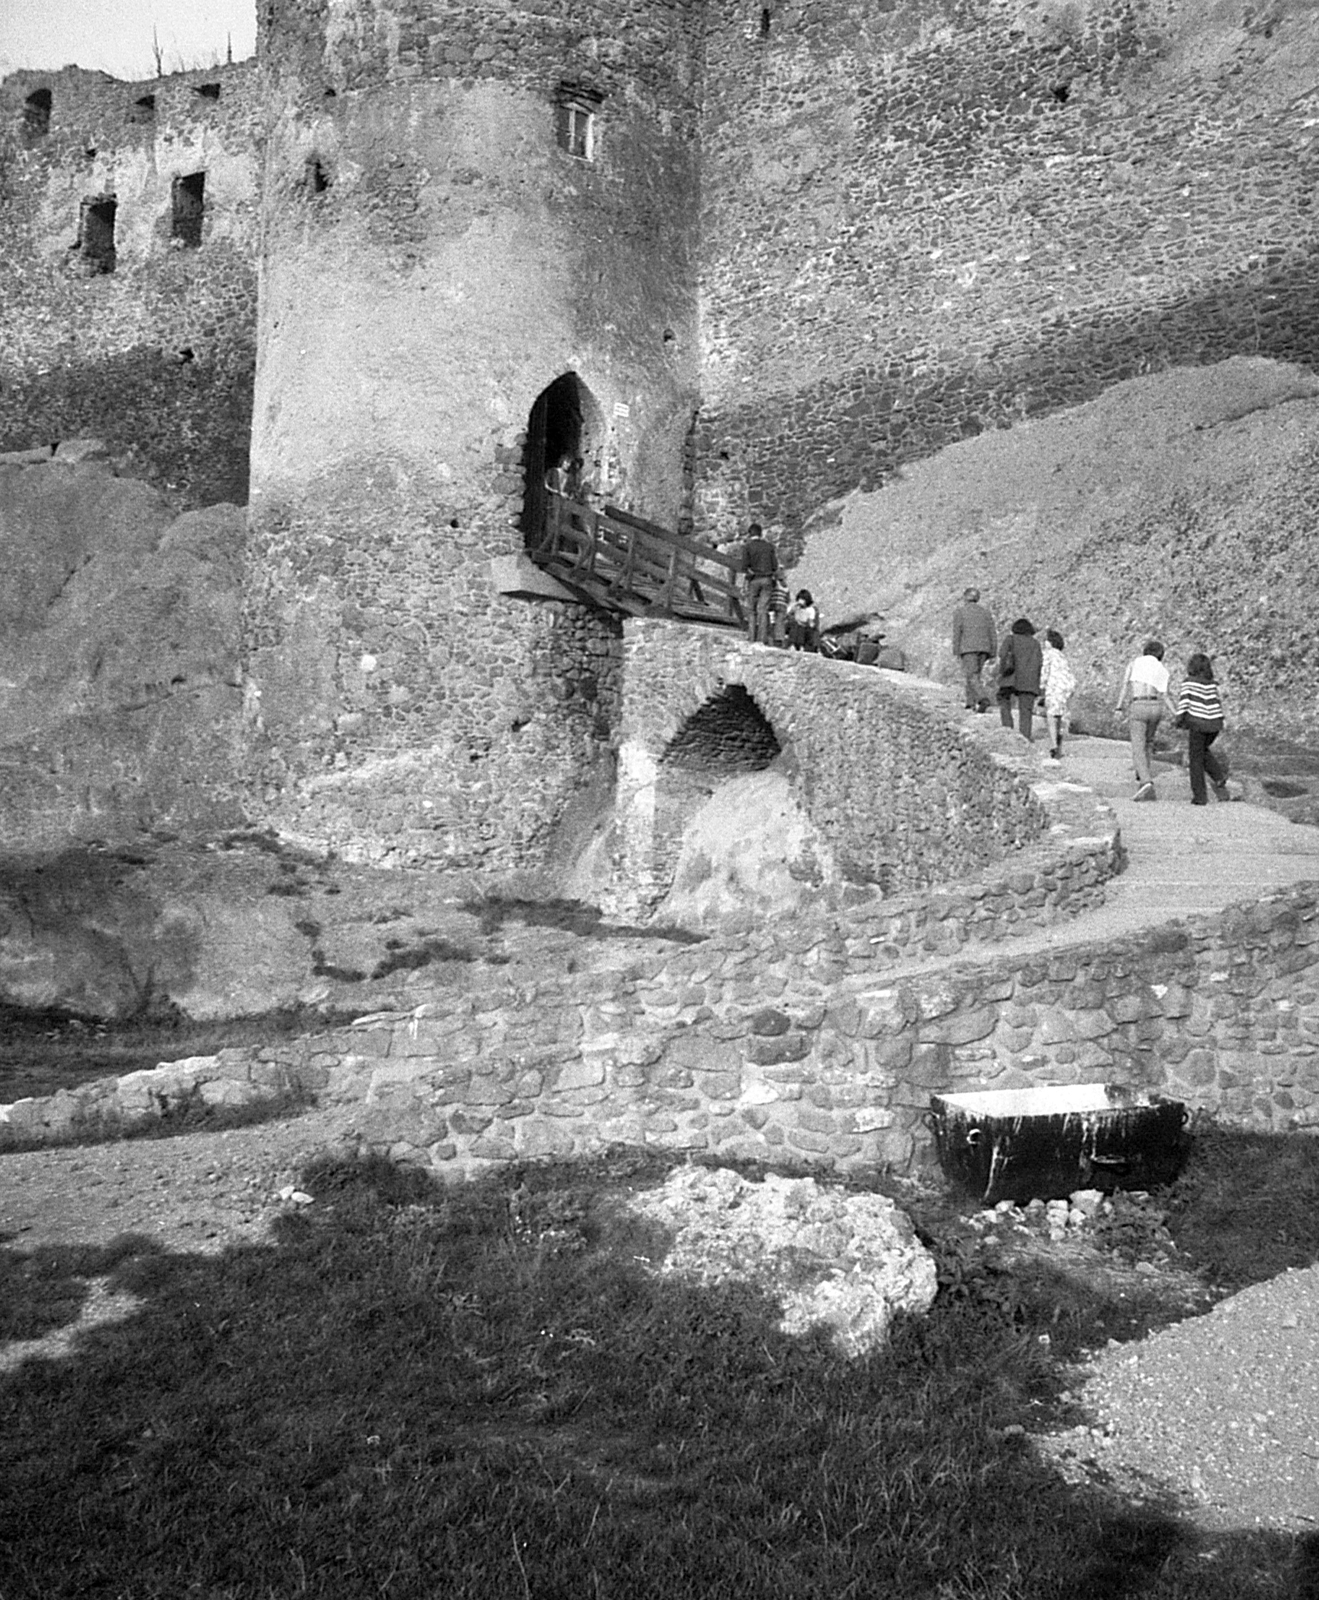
[0,451,247,846]
[792,357,1319,757]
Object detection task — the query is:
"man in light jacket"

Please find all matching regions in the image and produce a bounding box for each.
[951,587,996,711]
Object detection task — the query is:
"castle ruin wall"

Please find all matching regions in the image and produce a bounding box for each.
[695,0,1319,552]
[0,62,261,508]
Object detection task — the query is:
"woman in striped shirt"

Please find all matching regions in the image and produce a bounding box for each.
[1176,653,1231,806]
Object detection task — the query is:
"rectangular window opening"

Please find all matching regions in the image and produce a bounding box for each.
[171,171,206,248]
[555,85,602,161]
[195,82,222,101]
[128,94,156,125]
[24,89,52,141]
[78,196,117,274]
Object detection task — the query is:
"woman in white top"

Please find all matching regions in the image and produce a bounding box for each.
[1039,629,1077,762]
[1115,638,1178,801]
[786,589,820,651]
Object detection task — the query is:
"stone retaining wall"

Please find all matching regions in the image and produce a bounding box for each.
[9,881,1318,1175]
[0,749,1127,1161]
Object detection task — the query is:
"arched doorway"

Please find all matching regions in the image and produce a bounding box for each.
[643,685,784,903]
[521,372,605,550]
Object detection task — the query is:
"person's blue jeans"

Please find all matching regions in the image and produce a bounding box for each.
[1187,727,1228,804]
[1127,700,1162,785]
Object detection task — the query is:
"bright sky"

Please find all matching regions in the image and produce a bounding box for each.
[1,0,258,82]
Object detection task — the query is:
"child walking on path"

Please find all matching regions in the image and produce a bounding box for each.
[1039,628,1076,762]
[1176,652,1232,805]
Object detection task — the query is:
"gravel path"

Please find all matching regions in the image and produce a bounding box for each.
[1041,1265,1319,1533]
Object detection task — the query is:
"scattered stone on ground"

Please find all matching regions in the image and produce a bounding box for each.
[624,1164,939,1356]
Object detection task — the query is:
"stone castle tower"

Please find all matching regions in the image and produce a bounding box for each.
[245,0,707,868]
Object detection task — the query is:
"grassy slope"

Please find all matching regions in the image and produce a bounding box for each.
[1,1133,1317,1599]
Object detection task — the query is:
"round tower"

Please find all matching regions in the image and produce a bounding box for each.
[246,0,704,868]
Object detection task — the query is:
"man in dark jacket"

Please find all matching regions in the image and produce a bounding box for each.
[997,618,1043,740]
[950,587,996,710]
[742,523,779,645]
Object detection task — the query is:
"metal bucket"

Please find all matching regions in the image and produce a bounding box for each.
[929,1083,1190,1205]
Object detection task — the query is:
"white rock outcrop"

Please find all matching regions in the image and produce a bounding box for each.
[627,1165,938,1357]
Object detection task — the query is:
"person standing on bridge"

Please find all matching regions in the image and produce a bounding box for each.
[786,589,820,651]
[951,587,996,711]
[742,523,779,645]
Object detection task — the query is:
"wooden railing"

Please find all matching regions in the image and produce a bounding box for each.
[528,493,746,629]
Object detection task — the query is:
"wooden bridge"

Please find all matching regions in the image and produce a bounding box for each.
[527,492,746,629]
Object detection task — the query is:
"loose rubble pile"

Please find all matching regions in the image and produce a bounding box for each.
[964,1187,1179,1265]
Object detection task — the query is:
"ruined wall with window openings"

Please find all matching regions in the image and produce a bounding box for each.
[0,63,261,508]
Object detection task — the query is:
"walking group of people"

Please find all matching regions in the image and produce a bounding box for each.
[1116,639,1231,805]
[953,587,1235,803]
[950,589,1076,761]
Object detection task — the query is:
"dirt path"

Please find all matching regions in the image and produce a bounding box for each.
[0,1104,362,1255]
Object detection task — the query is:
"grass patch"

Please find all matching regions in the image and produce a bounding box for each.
[1160,1116,1319,1293]
[2,1130,1317,1596]
[0,1003,357,1104]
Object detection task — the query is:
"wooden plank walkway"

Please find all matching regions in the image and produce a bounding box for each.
[528,494,746,629]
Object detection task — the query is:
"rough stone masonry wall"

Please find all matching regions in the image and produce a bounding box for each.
[245,0,704,870]
[13,881,1319,1176]
[3,699,1126,1155]
[613,621,1051,909]
[695,0,1319,552]
[0,63,261,509]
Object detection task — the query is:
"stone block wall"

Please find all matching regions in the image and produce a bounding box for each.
[0,63,261,508]
[12,878,1318,1180]
[266,0,704,110]
[695,0,1319,552]
[2,733,1125,1155]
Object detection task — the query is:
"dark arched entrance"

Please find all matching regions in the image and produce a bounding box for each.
[521,372,604,550]
[662,686,782,775]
